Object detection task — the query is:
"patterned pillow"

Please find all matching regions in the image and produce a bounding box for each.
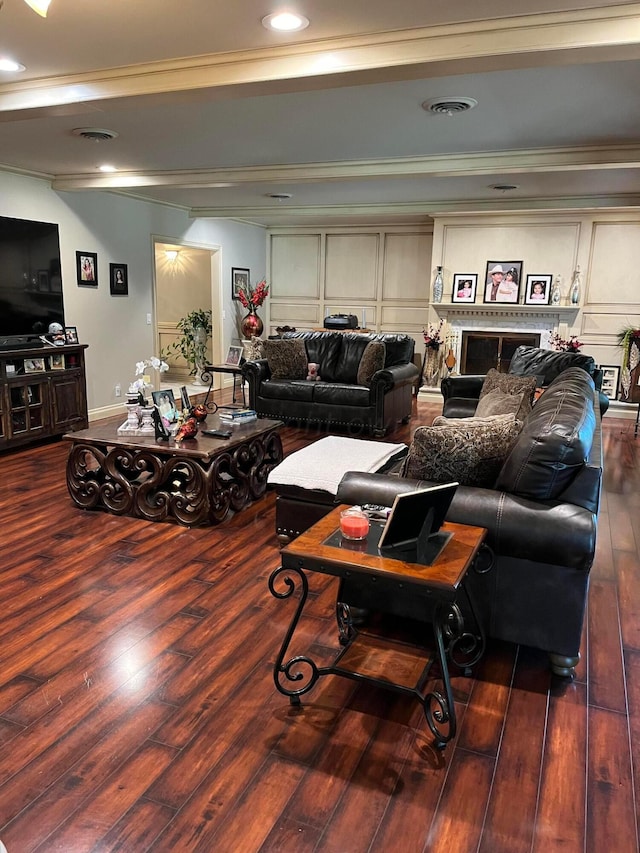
[479,369,537,407]
[475,387,531,421]
[244,335,265,361]
[403,413,521,487]
[357,341,386,386]
[264,339,307,380]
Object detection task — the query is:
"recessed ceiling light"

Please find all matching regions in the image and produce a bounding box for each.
[421,97,478,116]
[98,164,117,173]
[0,59,26,72]
[267,193,293,200]
[262,12,309,32]
[490,183,519,192]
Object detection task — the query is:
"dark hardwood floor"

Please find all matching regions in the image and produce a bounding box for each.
[0,394,638,852]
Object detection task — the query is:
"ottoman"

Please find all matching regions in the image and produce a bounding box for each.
[268,435,407,544]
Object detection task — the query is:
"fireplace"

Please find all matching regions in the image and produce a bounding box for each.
[461,331,540,374]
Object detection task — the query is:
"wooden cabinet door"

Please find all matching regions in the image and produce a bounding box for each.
[50,371,88,431]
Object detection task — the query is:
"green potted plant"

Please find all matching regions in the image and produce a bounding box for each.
[168,308,213,381]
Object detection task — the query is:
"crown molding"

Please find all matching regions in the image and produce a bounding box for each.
[1,6,639,117]
[50,144,640,192]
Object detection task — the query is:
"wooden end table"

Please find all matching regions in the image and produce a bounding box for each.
[269,506,488,749]
[64,416,283,525]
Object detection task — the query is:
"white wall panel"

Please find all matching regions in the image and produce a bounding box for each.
[325,234,378,299]
[270,234,320,298]
[588,222,640,304]
[382,233,432,301]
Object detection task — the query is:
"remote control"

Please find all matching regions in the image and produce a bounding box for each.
[362,503,387,513]
[203,429,232,438]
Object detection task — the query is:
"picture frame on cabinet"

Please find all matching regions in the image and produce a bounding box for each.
[24,357,45,373]
[484,260,523,303]
[451,274,478,303]
[600,365,620,401]
[64,326,79,344]
[49,353,65,370]
[524,274,552,305]
[109,263,128,296]
[231,267,250,301]
[76,251,98,287]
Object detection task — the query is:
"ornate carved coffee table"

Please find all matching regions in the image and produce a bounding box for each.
[64,416,283,525]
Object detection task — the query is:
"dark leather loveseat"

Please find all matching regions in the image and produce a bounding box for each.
[441,345,609,417]
[336,366,603,677]
[242,331,419,436]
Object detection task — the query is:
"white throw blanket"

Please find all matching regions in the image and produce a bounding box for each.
[267,436,407,495]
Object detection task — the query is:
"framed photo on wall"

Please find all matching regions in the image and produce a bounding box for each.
[76,251,98,287]
[451,274,478,303]
[483,260,523,303]
[524,274,552,305]
[109,263,128,296]
[231,267,250,301]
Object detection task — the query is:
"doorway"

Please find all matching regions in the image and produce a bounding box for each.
[152,239,222,390]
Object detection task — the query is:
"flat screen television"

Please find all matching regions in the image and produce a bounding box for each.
[0,214,64,348]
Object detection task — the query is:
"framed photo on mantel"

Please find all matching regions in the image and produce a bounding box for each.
[483,260,523,304]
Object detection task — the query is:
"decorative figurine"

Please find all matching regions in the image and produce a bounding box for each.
[189,403,208,422]
[175,416,198,442]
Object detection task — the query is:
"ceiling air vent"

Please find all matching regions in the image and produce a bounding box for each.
[71,127,119,142]
[421,97,478,116]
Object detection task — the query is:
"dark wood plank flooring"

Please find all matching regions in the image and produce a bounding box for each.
[0,395,638,852]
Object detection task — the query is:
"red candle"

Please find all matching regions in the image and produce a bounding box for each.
[340,508,369,540]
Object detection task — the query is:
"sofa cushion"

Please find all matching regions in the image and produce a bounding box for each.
[495,367,596,499]
[357,341,386,386]
[475,387,531,421]
[264,339,307,380]
[313,382,371,406]
[403,413,521,487]
[260,379,315,402]
[480,369,537,406]
[244,335,265,361]
[509,345,596,386]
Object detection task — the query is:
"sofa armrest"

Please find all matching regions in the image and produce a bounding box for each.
[337,472,596,571]
[370,362,420,392]
[241,358,270,383]
[441,374,485,401]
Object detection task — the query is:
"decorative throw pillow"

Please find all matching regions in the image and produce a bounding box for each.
[402,413,521,487]
[244,335,265,361]
[475,387,531,421]
[264,339,307,380]
[479,369,537,407]
[357,341,386,386]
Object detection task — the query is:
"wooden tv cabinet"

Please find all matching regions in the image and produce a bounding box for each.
[0,343,88,451]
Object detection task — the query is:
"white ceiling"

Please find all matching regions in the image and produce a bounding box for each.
[1,0,640,225]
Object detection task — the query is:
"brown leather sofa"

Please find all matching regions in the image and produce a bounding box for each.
[242,331,419,437]
[335,366,603,677]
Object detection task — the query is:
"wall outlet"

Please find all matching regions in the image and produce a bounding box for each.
[115,384,121,397]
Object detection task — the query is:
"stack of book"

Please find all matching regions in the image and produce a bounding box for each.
[219,407,257,425]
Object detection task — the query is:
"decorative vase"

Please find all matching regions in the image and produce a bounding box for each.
[570,266,581,305]
[241,306,264,339]
[423,347,442,387]
[550,275,562,306]
[432,266,444,304]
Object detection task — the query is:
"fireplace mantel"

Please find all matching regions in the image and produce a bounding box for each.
[434,304,579,322]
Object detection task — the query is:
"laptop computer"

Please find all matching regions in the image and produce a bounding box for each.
[377,482,458,565]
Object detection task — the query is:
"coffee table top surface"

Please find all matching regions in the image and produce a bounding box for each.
[63,415,283,461]
[281,505,487,592]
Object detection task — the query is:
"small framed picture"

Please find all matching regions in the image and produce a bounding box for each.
[152,389,179,422]
[451,274,478,303]
[524,274,552,305]
[109,263,128,296]
[49,353,65,370]
[231,267,250,301]
[24,357,45,373]
[64,326,79,344]
[76,251,98,287]
[484,261,523,303]
[600,365,620,400]
[225,345,243,366]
